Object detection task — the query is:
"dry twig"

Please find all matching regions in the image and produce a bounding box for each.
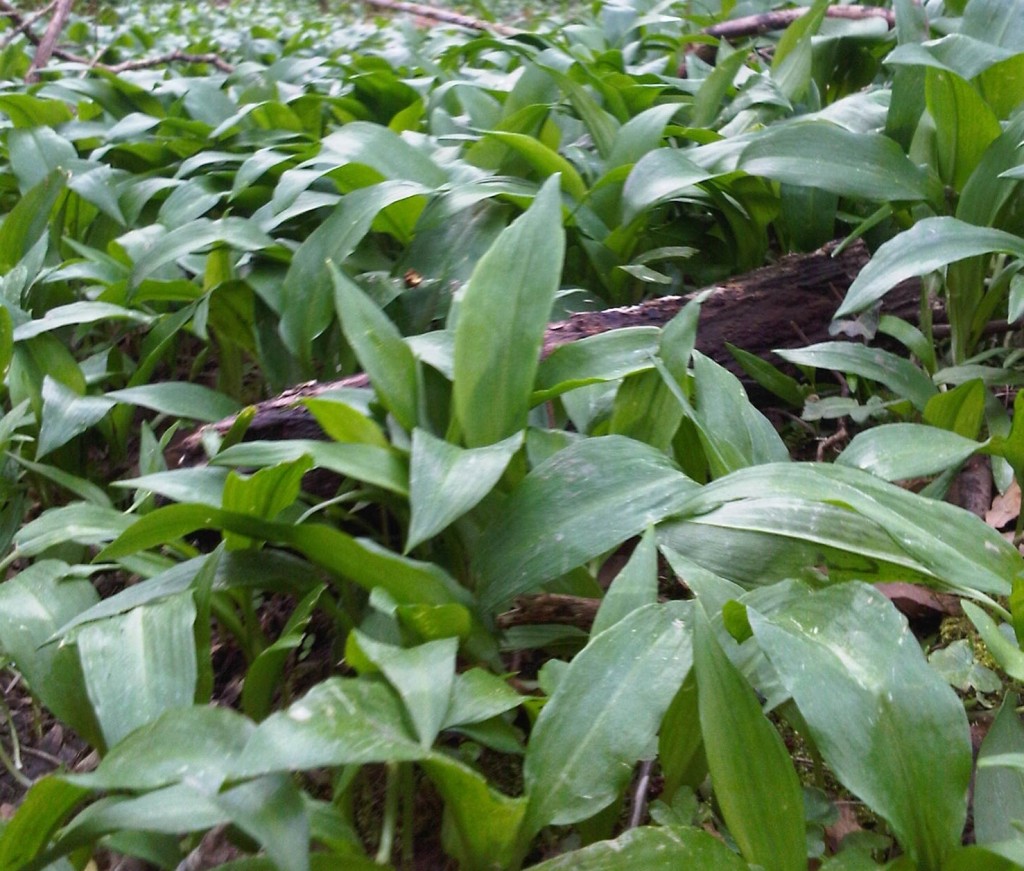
[363,0,520,36]
[26,0,72,81]
[0,0,53,49]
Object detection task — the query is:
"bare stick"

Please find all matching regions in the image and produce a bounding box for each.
[704,5,894,40]
[26,0,73,82]
[363,0,519,36]
[0,0,55,49]
[105,50,234,74]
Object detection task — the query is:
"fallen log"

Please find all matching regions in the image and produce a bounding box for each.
[170,238,928,468]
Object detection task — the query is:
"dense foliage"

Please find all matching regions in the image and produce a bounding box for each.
[0,0,1024,868]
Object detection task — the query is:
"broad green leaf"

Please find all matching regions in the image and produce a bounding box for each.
[212,440,408,496]
[532,327,660,403]
[331,264,419,430]
[749,582,971,870]
[453,175,564,447]
[420,753,527,871]
[222,457,312,549]
[837,218,1024,317]
[98,505,469,608]
[622,149,715,223]
[684,352,790,475]
[661,463,1018,596]
[727,343,805,408]
[78,593,198,749]
[234,678,427,776]
[116,468,229,508]
[212,774,309,871]
[963,602,1024,682]
[0,777,86,869]
[406,429,522,552]
[975,695,1024,846]
[528,825,748,870]
[129,218,272,287]
[775,342,937,410]
[694,606,805,871]
[106,382,241,422]
[924,379,986,439]
[0,561,102,748]
[442,668,523,729]
[319,122,448,187]
[14,503,133,557]
[36,377,115,458]
[302,398,388,447]
[68,705,255,792]
[483,131,587,200]
[926,68,1001,192]
[280,180,428,361]
[522,601,693,835]
[476,436,699,614]
[740,123,931,201]
[350,633,457,747]
[837,424,981,481]
[608,369,683,452]
[13,302,153,341]
[0,171,65,272]
[591,526,657,637]
[243,586,325,722]
[961,0,1024,49]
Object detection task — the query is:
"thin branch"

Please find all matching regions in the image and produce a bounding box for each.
[26,0,73,82]
[704,5,894,41]
[362,0,519,36]
[0,0,54,49]
[105,50,234,74]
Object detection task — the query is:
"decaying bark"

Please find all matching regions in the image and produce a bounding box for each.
[170,238,928,468]
[24,0,71,81]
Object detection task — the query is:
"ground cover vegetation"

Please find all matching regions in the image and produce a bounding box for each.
[0,0,1023,867]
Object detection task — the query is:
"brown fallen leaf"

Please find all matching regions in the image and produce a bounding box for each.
[876,582,960,621]
[986,478,1020,530]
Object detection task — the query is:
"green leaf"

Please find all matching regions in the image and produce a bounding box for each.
[522,601,693,835]
[212,440,408,496]
[925,68,1001,192]
[740,123,931,202]
[234,678,427,776]
[924,379,986,439]
[963,602,1024,682]
[0,171,65,272]
[406,429,522,552]
[77,593,199,749]
[660,463,1018,596]
[532,327,660,403]
[482,131,588,201]
[350,634,457,748]
[453,175,565,447]
[242,586,325,722]
[527,825,748,870]
[13,302,153,341]
[106,382,242,422]
[775,342,937,411]
[476,436,699,614]
[622,150,715,223]
[749,582,971,870]
[693,606,805,871]
[331,264,419,431]
[130,218,272,287]
[591,526,657,636]
[975,695,1024,846]
[837,218,1024,317]
[302,398,388,447]
[0,776,88,871]
[222,457,312,549]
[280,180,428,361]
[420,753,527,871]
[442,668,522,729]
[212,774,310,871]
[68,705,255,792]
[682,352,790,475]
[0,561,103,748]
[36,377,115,458]
[837,424,981,481]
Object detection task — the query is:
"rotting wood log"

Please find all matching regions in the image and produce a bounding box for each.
[169,238,929,469]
